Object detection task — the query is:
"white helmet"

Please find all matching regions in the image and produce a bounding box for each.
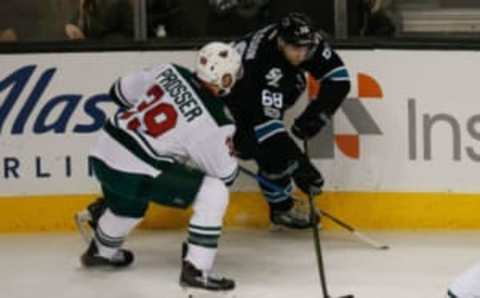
[195,42,242,96]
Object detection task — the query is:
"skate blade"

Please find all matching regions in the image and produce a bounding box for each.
[182,287,236,298]
[74,210,93,244]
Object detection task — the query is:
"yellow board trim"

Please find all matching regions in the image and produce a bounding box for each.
[1,192,480,233]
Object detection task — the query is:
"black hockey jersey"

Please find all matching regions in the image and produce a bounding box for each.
[225,24,350,163]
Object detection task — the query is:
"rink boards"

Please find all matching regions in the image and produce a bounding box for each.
[1,49,480,232]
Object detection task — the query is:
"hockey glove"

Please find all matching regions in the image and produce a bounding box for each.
[291,112,330,140]
[292,157,324,196]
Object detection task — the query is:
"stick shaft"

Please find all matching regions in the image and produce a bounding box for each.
[304,140,330,298]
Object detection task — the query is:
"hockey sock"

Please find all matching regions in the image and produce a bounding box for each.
[94,209,142,259]
[186,224,222,271]
[185,176,228,271]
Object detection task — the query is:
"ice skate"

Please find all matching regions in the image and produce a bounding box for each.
[270,200,321,230]
[81,240,134,268]
[180,260,235,298]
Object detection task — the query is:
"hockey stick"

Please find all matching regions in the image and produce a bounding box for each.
[237,166,353,298]
[237,165,390,250]
[303,140,354,298]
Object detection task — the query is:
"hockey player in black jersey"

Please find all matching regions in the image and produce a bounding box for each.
[225,12,351,229]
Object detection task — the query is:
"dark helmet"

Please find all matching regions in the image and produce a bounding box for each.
[278,12,316,46]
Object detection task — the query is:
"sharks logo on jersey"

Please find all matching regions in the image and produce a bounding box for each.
[265,68,283,88]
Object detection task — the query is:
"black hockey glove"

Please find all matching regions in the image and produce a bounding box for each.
[292,157,324,196]
[291,112,330,140]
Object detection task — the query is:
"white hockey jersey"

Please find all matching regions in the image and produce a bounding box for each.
[91,63,238,185]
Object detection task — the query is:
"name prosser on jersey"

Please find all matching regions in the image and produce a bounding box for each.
[156,68,203,122]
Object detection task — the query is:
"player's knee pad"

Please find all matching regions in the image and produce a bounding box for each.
[106,197,149,219]
[256,147,298,176]
[191,176,229,226]
[102,185,149,218]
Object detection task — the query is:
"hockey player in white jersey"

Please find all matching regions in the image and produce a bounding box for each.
[447,261,480,298]
[75,42,242,293]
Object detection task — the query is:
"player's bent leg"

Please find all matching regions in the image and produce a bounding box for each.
[180,176,235,292]
[78,158,153,268]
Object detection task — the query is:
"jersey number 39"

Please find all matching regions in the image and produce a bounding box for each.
[120,85,178,137]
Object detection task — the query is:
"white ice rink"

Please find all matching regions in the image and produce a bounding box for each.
[1,229,478,298]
